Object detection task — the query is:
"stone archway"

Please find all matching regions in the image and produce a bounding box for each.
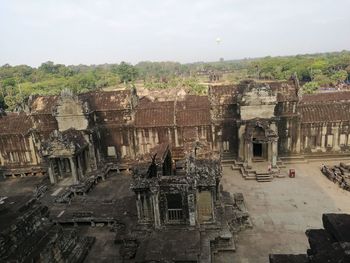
[252,126,267,160]
[240,120,278,167]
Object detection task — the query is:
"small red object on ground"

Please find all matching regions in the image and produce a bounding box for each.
[289,169,295,178]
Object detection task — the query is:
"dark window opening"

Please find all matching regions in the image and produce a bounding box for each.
[162,152,172,176]
[166,194,183,221]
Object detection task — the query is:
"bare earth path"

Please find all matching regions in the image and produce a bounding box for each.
[222,161,350,263]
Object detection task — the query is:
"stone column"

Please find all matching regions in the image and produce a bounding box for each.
[84,149,91,172]
[211,190,216,223]
[88,141,97,170]
[238,125,245,161]
[211,125,216,151]
[333,126,340,151]
[136,193,142,221]
[187,193,196,226]
[77,154,83,178]
[69,157,79,184]
[267,142,272,163]
[246,141,252,167]
[152,193,161,229]
[48,159,57,184]
[296,122,301,153]
[57,159,63,179]
[174,127,179,147]
[272,139,278,167]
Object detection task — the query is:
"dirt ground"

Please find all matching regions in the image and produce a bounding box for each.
[222,161,350,263]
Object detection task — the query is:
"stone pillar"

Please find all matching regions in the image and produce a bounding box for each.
[211,190,216,223]
[296,122,301,153]
[333,126,340,151]
[267,142,272,163]
[77,154,83,178]
[238,125,245,161]
[69,157,79,184]
[174,127,179,147]
[57,159,63,179]
[88,140,98,170]
[85,149,91,172]
[48,159,57,184]
[245,141,252,167]
[136,193,142,221]
[272,139,278,167]
[187,193,196,226]
[152,193,161,229]
[211,125,216,151]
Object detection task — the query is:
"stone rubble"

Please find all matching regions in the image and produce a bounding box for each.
[0,198,95,263]
[321,163,350,191]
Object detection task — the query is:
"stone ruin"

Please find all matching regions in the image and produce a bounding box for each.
[321,162,350,191]
[121,143,252,262]
[2,80,350,261]
[5,80,350,183]
[269,213,350,263]
[0,198,94,263]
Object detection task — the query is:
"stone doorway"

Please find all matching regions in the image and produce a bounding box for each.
[253,142,263,157]
[240,120,278,167]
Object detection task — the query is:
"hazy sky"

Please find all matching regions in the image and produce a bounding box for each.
[1,0,349,66]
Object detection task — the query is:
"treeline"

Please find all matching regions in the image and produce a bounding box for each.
[0,61,135,110]
[1,50,350,110]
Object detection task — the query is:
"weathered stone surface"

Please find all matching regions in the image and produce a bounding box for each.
[269,254,309,263]
[270,213,350,263]
[322,214,350,243]
[0,198,95,263]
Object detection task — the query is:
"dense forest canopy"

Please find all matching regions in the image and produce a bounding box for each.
[1,50,350,111]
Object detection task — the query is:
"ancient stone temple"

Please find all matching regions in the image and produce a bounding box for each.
[1,79,350,180]
[128,143,250,262]
[42,129,93,184]
[236,83,279,167]
[131,143,221,228]
[2,79,350,262]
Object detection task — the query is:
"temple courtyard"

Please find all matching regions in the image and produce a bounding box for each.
[1,160,350,262]
[222,160,350,263]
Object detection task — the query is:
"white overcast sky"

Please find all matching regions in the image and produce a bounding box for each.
[0,0,349,66]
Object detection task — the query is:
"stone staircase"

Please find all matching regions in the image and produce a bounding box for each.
[231,160,285,182]
[221,152,236,167]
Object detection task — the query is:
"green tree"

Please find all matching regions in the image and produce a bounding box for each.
[330,70,348,85]
[116,62,138,83]
[303,81,319,94]
[39,61,60,74]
